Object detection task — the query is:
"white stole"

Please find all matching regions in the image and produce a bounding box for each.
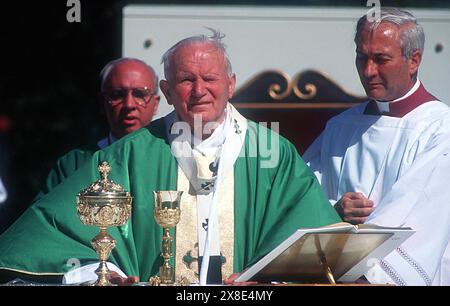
[166,103,248,284]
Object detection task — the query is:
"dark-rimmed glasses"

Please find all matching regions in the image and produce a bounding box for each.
[103,87,155,107]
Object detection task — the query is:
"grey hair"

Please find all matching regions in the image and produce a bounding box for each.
[100,57,159,93]
[355,7,425,59]
[161,28,233,80]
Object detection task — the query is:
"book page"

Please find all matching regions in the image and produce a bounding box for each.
[236,222,414,283]
[357,223,413,231]
[247,232,391,283]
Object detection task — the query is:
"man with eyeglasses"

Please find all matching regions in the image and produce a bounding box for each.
[0,30,339,285]
[100,58,160,142]
[35,58,160,199]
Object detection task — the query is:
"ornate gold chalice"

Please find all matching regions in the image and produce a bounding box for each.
[150,190,183,285]
[76,161,132,286]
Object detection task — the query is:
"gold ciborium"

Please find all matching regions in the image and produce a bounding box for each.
[151,190,183,285]
[76,161,132,286]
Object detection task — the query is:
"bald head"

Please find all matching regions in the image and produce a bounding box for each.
[100,58,158,93]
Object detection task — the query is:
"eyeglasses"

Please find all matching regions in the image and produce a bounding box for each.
[103,87,155,107]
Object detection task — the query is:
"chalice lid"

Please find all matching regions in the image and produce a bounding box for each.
[77,161,130,198]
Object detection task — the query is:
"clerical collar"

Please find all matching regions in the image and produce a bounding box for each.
[364,80,439,117]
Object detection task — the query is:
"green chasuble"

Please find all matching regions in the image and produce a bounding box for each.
[0,118,340,282]
[34,144,99,201]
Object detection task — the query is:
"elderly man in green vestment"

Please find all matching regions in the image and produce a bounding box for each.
[0,30,340,285]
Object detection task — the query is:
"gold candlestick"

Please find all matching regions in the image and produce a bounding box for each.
[76,161,132,286]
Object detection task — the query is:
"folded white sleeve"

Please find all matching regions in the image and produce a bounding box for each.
[62,262,127,284]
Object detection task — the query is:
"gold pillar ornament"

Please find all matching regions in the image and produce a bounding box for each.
[151,190,183,285]
[76,161,132,286]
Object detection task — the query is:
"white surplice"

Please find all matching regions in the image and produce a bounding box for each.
[303,86,450,285]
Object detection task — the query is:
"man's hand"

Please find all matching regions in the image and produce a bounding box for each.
[335,192,374,224]
[108,271,139,286]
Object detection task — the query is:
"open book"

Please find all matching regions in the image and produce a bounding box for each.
[235,222,415,283]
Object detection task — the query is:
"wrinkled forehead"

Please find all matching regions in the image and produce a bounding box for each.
[171,42,227,67]
[357,21,403,43]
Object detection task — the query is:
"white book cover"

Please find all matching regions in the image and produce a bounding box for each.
[235,222,414,283]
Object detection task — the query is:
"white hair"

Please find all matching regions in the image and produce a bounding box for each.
[161,28,233,80]
[355,7,425,59]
